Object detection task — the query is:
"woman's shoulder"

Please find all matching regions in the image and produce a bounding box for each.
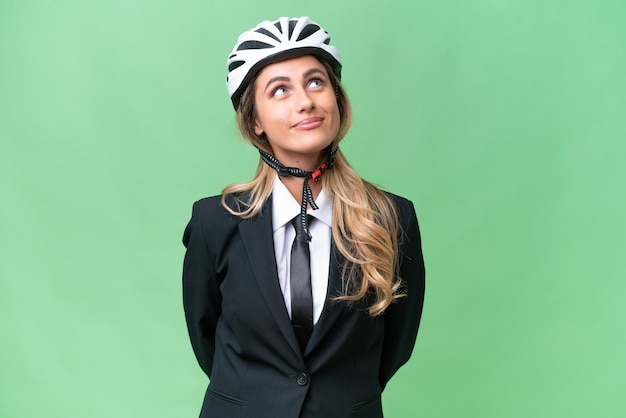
[382,191,416,217]
[191,193,249,213]
[188,194,243,226]
[192,194,222,209]
[183,194,247,247]
[190,195,225,217]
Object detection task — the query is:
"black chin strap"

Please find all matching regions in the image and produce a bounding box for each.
[259,146,338,241]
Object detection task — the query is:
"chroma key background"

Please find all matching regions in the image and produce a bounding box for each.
[1,0,625,416]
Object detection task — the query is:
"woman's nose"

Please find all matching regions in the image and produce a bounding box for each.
[294,88,314,112]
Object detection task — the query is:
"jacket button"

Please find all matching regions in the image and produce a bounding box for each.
[296,373,308,386]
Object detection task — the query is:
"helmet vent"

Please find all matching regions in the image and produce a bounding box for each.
[296,24,320,41]
[288,20,297,38]
[228,60,245,72]
[254,27,281,42]
[237,40,273,51]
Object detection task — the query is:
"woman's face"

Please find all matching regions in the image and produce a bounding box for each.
[253,55,340,168]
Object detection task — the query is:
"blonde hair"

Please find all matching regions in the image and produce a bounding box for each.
[222,58,403,316]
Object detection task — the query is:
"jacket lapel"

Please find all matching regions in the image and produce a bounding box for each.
[237,198,302,358]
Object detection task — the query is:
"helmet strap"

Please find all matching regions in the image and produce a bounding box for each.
[259,146,338,241]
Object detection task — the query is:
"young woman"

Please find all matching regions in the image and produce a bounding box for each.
[182,16,426,418]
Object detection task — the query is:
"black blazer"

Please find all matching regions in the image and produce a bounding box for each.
[182,193,425,418]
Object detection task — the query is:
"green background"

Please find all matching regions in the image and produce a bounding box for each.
[2,0,625,416]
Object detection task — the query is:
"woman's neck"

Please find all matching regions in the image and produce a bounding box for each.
[277,152,324,172]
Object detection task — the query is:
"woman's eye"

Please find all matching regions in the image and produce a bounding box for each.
[272,86,288,97]
[308,79,324,89]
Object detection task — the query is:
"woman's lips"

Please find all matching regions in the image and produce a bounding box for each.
[292,117,324,130]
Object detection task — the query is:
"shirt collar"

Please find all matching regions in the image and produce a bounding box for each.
[271,174,333,231]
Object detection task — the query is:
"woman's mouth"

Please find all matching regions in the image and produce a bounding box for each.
[292,117,324,130]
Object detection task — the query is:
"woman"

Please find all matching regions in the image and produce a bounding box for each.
[183,16,425,418]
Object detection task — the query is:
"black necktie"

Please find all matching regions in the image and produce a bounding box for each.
[290,215,313,351]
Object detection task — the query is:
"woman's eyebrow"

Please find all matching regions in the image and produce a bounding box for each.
[303,68,325,79]
[264,76,289,92]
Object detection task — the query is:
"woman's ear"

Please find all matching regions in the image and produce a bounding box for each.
[254,118,264,136]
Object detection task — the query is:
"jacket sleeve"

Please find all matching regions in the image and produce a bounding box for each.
[182,200,222,378]
[379,198,426,390]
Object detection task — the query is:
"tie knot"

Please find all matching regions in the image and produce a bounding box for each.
[292,215,313,238]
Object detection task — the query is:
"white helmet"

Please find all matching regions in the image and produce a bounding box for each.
[226,16,342,110]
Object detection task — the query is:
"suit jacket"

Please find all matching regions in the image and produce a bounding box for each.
[182,193,425,418]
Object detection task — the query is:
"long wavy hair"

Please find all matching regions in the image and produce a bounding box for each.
[222,58,404,316]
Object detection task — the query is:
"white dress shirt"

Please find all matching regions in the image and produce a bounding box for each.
[271,175,332,325]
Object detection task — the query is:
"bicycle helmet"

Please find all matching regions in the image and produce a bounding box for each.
[227,16,342,110]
